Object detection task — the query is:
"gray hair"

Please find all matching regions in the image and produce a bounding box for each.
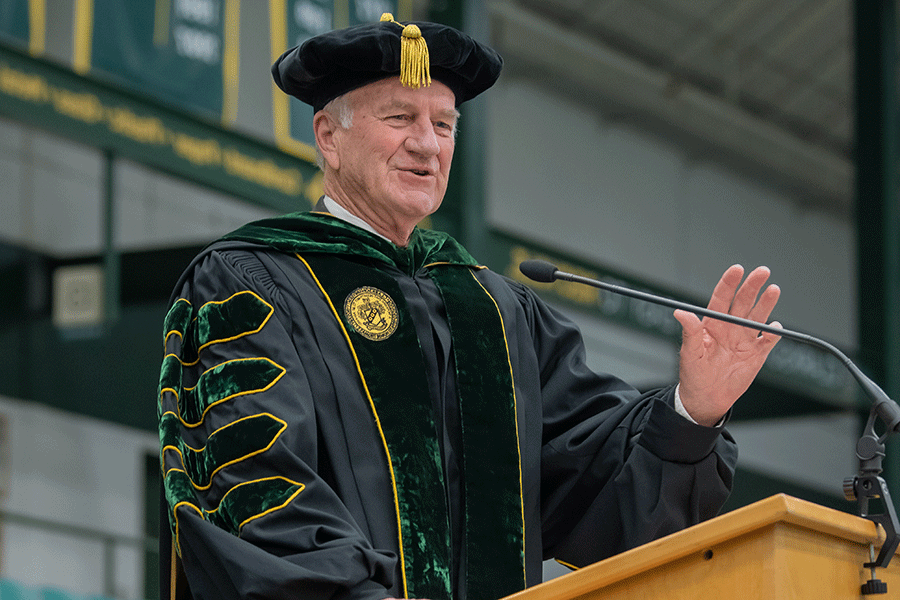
[316,94,354,170]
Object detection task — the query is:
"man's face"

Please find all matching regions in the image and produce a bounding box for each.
[323,78,459,242]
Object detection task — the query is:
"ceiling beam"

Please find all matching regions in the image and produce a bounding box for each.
[488,0,852,215]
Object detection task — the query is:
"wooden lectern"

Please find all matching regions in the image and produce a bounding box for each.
[504,494,899,599]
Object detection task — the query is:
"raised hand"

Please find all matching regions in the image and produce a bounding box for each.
[673,265,782,427]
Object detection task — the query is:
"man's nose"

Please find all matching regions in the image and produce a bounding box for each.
[404,119,441,156]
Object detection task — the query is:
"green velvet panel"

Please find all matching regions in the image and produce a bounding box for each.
[160,411,286,489]
[162,468,203,547]
[163,298,193,346]
[205,476,305,537]
[163,470,304,540]
[159,299,193,418]
[157,354,184,418]
[434,266,526,599]
[164,469,200,517]
[222,211,479,276]
[186,290,273,362]
[302,254,452,600]
[159,292,275,423]
[180,358,286,425]
[159,410,183,455]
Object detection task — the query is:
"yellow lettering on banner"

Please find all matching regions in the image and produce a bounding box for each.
[107,107,167,145]
[171,132,222,167]
[51,88,104,123]
[223,149,302,196]
[0,63,50,102]
[0,62,305,198]
[507,246,600,307]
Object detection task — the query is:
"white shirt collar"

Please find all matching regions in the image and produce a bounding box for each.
[321,196,391,243]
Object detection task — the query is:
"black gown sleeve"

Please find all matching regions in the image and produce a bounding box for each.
[158,248,398,600]
[518,283,738,567]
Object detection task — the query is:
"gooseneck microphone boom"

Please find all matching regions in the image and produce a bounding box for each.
[519,258,900,577]
[518,258,900,433]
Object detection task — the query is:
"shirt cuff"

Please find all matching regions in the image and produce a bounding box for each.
[673,384,726,428]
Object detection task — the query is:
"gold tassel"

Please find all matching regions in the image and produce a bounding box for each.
[380,13,431,89]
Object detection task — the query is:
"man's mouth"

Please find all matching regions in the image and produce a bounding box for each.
[403,168,432,177]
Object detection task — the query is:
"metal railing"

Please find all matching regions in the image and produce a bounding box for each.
[0,508,158,598]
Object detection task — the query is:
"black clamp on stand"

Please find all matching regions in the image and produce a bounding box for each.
[844,406,900,595]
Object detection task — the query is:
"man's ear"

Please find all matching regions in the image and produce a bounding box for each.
[314,110,341,170]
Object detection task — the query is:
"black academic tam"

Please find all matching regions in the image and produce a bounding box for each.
[272,18,503,111]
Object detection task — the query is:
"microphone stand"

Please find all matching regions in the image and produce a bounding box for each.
[844,409,899,594]
[519,260,900,595]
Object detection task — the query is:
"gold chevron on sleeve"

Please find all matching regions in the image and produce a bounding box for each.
[176,357,286,426]
[163,469,305,554]
[160,412,287,490]
[189,291,274,360]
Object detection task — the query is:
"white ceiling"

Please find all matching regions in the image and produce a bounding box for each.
[487,0,853,215]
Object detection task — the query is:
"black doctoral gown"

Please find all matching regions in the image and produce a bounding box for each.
[157,211,737,600]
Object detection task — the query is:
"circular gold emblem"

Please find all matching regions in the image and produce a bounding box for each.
[343,287,399,341]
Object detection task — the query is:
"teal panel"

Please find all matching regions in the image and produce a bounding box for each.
[87,0,226,119]
[143,453,161,600]
[0,244,222,433]
[853,0,900,506]
[39,588,83,600]
[0,0,29,47]
[11,302,167,432]
[0,578,39,600]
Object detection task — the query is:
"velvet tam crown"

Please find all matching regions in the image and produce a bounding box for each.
[272,13,503,112]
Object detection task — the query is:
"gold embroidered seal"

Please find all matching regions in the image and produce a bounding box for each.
[343,286,399,341]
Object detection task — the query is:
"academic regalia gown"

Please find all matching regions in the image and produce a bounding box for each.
[157,211,737,600]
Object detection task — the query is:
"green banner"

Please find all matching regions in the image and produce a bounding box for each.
[270,0,409,161]
[0,42,320,213]
[0,0,28,46]
[485,230,857,407]
[0,0,43,54]
[73,0,238,123]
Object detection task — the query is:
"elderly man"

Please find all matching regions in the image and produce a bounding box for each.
[157,15,780,600]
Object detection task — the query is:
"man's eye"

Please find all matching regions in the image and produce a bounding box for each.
[389,114,409,121]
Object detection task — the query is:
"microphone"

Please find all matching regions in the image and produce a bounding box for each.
[521,257,900,573]
[518,259,900,433]
[518,259,558,283]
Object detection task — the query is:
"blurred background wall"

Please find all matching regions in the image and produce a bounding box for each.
[0,0,892,597]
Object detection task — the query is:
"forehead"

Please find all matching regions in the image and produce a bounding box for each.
[350,78,458,115]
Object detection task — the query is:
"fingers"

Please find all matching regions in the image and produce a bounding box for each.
[729,266,773,319]
[707,265,779,324]
[679,265,780,340]
[706,264,745,313]
[748,283,780,327]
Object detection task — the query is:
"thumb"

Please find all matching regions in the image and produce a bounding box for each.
[759,320,783,347]
[674,309,705,355]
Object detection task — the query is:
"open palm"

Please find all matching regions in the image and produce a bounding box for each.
[674,265,782,427]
